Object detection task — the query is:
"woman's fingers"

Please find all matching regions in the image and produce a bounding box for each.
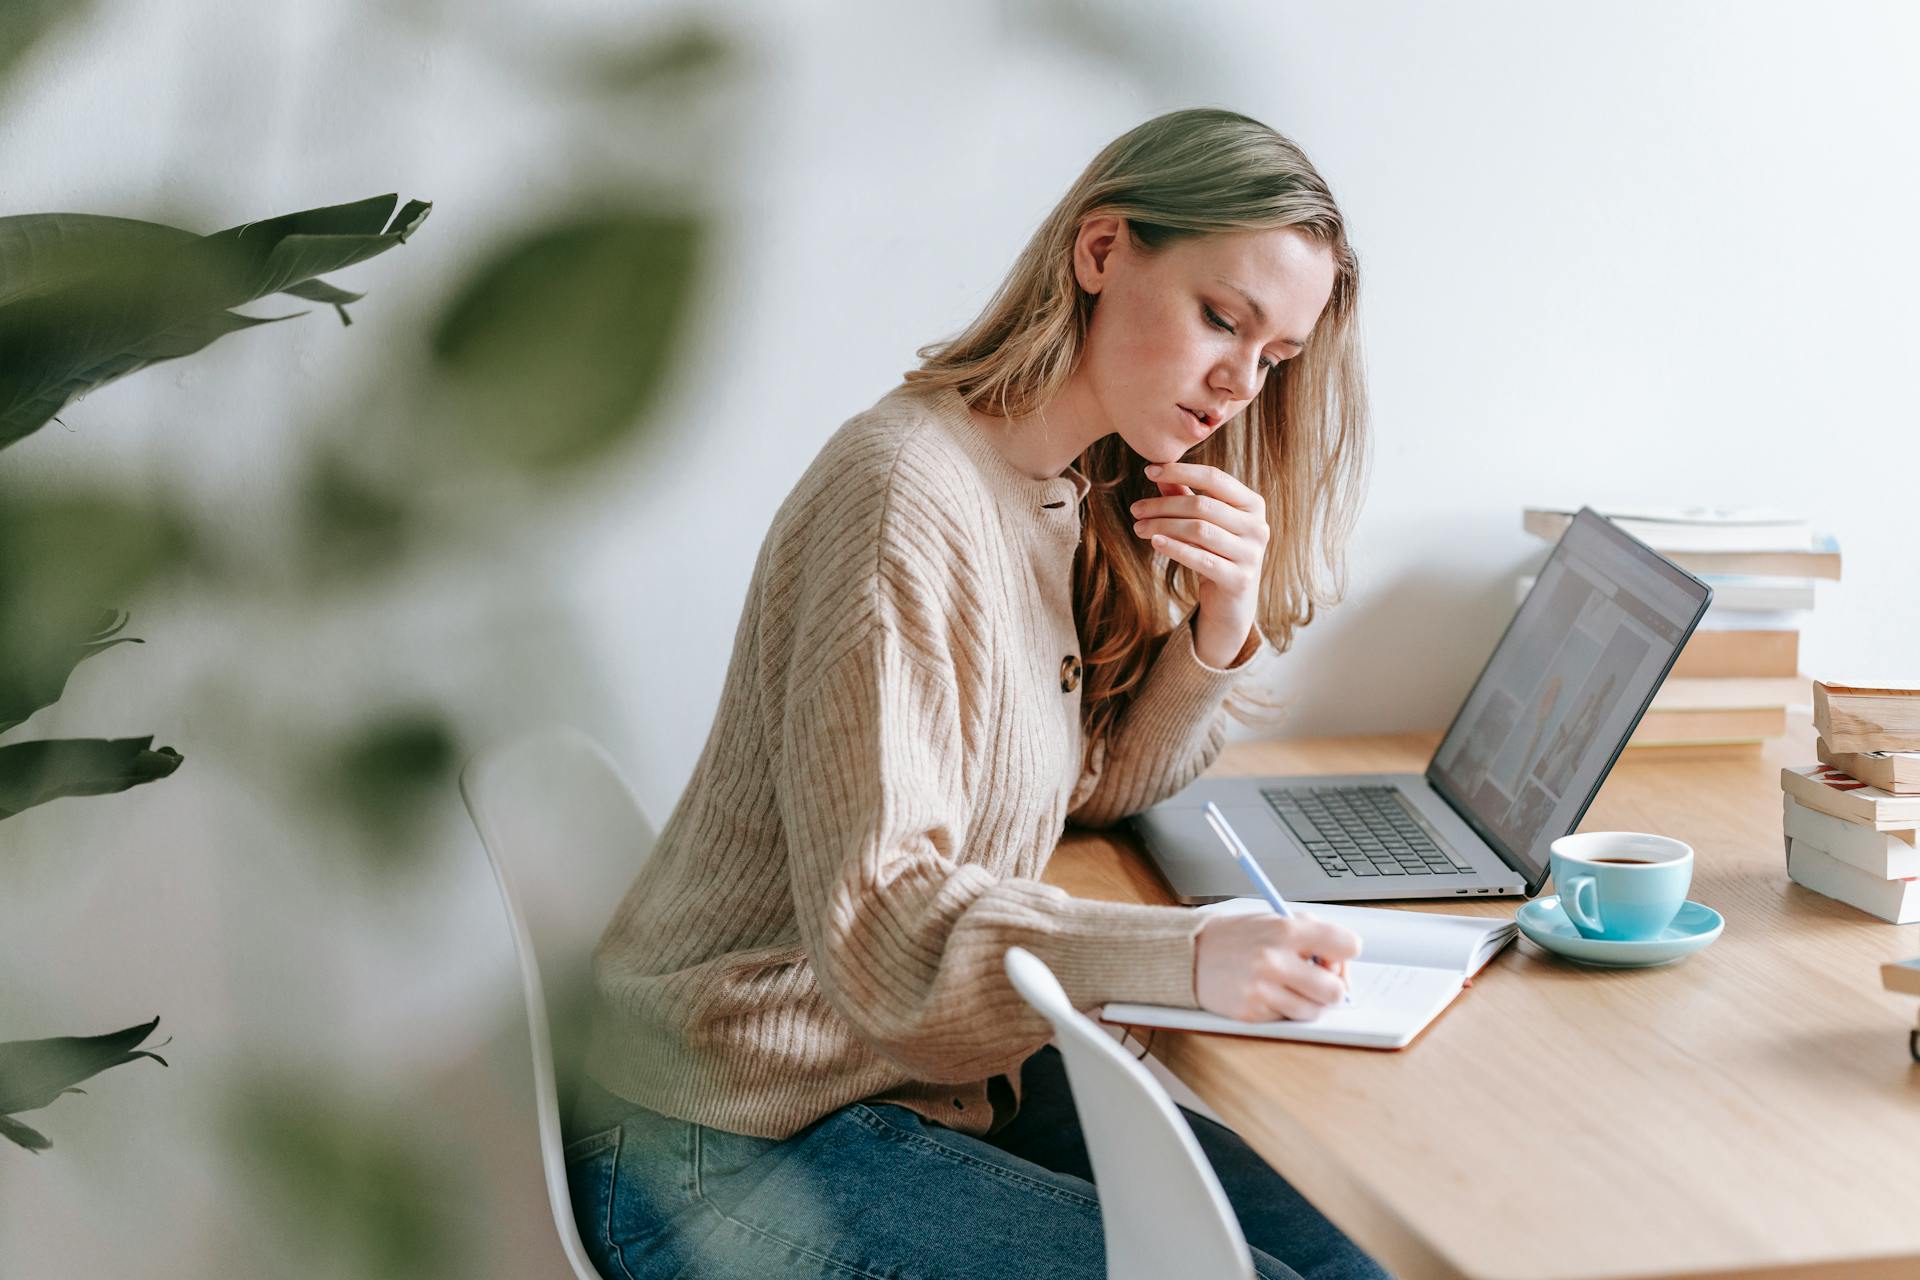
[1130,466,1271,589]
[1253,945,1349,1016]
[1147,528,1249,588]
[1132,491,1264,541]
[1131,516,1248,560]
[1194,912,1361,1023]
[1255,982,1326,1023]
[1284,957,1351,1009]
[1270,917,1359,1016]
[1134,515,1237,554]
[1291,915,1364,964]
[1146,462,1263,515]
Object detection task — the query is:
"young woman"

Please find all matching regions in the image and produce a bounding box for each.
[568,107,1382,1279]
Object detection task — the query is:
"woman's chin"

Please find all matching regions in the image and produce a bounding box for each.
[1146,437,1189,465]
[1125,427,1195,467]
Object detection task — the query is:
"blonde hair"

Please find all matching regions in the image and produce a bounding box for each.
[903,107,1370,760]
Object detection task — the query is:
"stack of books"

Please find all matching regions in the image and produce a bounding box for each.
[1521,505,1840,747]
[1780,682,1920,924]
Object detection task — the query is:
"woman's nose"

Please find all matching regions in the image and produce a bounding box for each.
[1216,356,1258,401]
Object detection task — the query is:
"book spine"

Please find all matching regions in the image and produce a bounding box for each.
[1779,766,1920,829]
[1816,738,1920,795]
[1630,707,1784,745]
[1669,629,1799,679]
[1665,548,1843,580]
[1814,688,1920,754]
[1695,576,1817,611]
[1787,843,1920,924]
[1696,608,1809,632]
[1782,796,1920,877]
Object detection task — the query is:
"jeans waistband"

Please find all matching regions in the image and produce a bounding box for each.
[567,1075,652,1143]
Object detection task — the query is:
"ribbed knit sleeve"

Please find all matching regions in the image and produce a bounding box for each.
[1065,609,1267,830]
[777,557,1207,1084]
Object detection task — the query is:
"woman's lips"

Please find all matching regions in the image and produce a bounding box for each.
[1179,405,1211,439]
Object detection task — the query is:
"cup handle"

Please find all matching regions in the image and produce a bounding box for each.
[1561,874,1604,935]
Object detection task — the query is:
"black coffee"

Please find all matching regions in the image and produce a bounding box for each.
[1590,857,1655,865]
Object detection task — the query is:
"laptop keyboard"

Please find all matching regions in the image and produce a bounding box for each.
[1259,785,1475,878]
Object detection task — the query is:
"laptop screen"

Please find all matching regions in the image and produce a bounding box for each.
[1427,509,1711,886]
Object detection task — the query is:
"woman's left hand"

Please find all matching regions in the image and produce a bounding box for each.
[1129,462,1268,668]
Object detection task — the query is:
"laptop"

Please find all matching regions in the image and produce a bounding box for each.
[1132,507,1713,903]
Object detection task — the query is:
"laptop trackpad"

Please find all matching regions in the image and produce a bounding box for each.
[1142,805,1305,890]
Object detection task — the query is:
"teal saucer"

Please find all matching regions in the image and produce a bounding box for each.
[1516,897,1724,968]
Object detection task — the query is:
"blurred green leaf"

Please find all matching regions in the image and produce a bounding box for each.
[0,1113,51,1150]
[324,713,458,867]
[0,484,193,649]
[0,1016,168,1152]
[296,447,418,582]
[0,607,140,735]
[430,210,700,472]
[335,714,457,798]
[0,194,432,450]
[584,19,737,92]
[0,0,93,87]
[0,735,183,821]
[230,1075,463,1279]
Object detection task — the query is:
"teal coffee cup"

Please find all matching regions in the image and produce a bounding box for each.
[1549,832,1693,941]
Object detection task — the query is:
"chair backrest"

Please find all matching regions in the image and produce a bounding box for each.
[1004,947,1254,1280]
[460,726,658,1280]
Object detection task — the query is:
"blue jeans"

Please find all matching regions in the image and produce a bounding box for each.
[564,1046,1391,1279]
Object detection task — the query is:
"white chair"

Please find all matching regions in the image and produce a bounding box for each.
[460,727,659,1280]
[1003,946,1255,1280]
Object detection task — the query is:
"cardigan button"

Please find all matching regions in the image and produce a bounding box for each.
[1059,653,1081,693]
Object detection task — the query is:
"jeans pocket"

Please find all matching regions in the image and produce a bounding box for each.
[851,1102,924,1136]
[563,1124,622,1259]
[564,1125,622,1168]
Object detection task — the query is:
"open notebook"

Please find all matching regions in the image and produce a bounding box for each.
[1100,898,1518,1050]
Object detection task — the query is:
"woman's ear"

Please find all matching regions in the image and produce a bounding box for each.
[1073,215,1124,295]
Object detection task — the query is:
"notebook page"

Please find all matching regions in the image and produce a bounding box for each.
[1196,897,1514,974]
[1102,960,1464,1050]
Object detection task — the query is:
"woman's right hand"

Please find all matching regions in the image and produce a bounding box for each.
[1193,912,1362,1022]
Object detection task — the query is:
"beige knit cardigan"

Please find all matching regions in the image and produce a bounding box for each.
[583,380,1266,1140]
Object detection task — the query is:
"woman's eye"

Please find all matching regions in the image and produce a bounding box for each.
[1205,305,1276,373]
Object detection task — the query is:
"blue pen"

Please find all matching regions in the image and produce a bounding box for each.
[1203,800,1351,1005]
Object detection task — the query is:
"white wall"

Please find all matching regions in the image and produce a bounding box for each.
[573,0,1920,802]
[2,2,1914,1275]
[1238,2,1920,734]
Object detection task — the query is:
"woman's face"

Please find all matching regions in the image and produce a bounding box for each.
[1073,219,1336,465]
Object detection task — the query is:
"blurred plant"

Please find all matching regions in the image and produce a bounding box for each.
[0,0,94,87]
[0,1017,168,1151]
[226,1072,468,1279]
[578,19,734,91]
[1,193,430,450]
[0,607,141,739]
[428,212,701,473]
[321,711,462,864]
[0,196,429,1148]
[1,9,739,1273]
[0,486,192,821]
[0,736,182,820]
[0,196,430,822]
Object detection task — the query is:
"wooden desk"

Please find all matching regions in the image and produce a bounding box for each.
[1043,713,1920,1280]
